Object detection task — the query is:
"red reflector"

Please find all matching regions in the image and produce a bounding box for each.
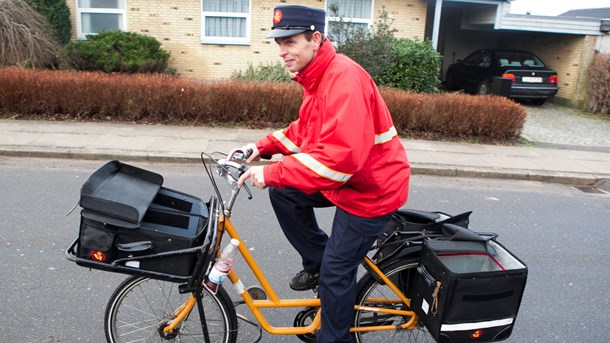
[501,73,515,82]
[91,250,106,262]
[548,75,558,84]
[471,329,483,339]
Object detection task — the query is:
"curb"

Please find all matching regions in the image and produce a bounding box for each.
[1,147,601,187]
[411,166,598,186]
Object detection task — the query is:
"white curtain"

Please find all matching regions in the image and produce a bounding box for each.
[203,0,248,38]
[82,13,122,34]
[203,0,248,13]
[205,17,246,37]
[328,0,371,19]
[78,0,122,9]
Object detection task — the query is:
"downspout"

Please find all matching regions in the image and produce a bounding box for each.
[431,0,443,50]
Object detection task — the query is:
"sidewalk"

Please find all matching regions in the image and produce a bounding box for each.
[0,119,609,188]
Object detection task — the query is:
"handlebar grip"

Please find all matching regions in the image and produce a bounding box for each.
[243,147,253,160]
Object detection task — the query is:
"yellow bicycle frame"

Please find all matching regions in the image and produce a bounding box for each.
[165,213,419,336]
[229,215,417,335]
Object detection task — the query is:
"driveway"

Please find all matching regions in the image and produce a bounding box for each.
[520,101,610,152]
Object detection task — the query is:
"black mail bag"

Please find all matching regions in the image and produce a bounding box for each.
[76,161,208,277]
[412,226,527,343]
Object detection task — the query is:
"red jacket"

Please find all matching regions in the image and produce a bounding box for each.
[257,39,410,218]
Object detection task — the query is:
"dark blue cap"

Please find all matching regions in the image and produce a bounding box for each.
[267,5,326,39]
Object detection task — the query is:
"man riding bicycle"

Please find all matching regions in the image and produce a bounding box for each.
[237,5,410,342]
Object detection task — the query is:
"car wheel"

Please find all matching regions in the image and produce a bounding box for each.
[531,98,546,105]
[477,81,489,95]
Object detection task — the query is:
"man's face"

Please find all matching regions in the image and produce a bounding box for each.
[275,32,321,73]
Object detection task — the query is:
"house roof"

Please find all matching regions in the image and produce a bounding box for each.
[499,13,605,35]
[442,1,607,36]
[559,8,610,19]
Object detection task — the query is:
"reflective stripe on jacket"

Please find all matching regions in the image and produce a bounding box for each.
[257,39,410,218]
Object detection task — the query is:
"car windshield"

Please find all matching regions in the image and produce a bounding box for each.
[496,52,545,67]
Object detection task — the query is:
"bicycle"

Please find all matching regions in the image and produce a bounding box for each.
[66,149,455,343]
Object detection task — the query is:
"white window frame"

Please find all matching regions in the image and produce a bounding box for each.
[201,0,251,45]
[76,0,127,39]
[325,0,374,38]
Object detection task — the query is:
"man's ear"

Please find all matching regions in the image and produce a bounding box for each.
[313,31,323,48]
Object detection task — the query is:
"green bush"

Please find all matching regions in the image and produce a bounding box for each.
[376,39,441,93]
[333,8,394,85]
[332,8,441,93]
[26,0,72,46]
[231,62,291,82]
[64,31,170,73]
[335,29,394,85]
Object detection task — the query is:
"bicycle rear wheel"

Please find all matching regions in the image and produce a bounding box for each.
[105,276,238,343]
[353,258,435,342]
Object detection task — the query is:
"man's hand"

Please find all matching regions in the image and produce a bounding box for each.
[244,143,261,163]
[238,165,266,189]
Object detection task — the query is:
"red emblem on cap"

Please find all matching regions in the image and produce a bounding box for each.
[273,9,283,24]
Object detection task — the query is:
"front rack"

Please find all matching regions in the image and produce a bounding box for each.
[65,236,196,283]
[65,196,221,287]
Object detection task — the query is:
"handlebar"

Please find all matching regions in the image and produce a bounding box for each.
[226,147,253,161]
[202,146,273,216]
[217,147,251,185]
[207,147,253,215]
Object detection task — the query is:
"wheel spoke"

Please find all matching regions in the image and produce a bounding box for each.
[354,259,435,342]
[105,276,237,343]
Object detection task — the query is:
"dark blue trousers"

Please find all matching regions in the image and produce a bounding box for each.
[269,187,391,343]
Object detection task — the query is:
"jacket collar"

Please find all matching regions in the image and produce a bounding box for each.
[292,39,336,92]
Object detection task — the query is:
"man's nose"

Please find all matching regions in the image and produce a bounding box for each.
[278,45,287,57]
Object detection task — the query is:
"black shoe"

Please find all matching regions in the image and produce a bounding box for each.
[289,270,320,291]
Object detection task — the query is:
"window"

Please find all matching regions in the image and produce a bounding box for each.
[463,51,483,65]
[496,53,545,68]
[326,0,373,42]
[76,0,126,39]
[479,51,492,67]
[202,0,250,45]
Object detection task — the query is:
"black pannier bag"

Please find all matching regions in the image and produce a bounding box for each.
[76,161,209,277]
[411,227,527,343]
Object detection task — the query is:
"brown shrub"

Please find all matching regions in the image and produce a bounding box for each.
[0,68,302,126]
[381,89,526,140]
[0,67,526,140]
[586,53,610,116]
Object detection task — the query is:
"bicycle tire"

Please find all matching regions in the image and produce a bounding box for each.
[353,258,435,343]
[104,275,238,343]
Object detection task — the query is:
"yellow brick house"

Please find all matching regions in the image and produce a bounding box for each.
[66,0,609,103]
[66,0,428,79]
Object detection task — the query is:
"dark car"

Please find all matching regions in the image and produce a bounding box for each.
[446,49,558,104]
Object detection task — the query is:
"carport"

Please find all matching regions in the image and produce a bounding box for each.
[423,0,609,103]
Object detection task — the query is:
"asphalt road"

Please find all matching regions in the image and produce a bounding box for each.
[0,157,609,343]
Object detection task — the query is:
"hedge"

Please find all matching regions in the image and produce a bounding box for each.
[0,68,527,141]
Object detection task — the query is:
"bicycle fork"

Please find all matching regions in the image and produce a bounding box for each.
[161,294,197,334]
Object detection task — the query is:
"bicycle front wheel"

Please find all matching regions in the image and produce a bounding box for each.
[105,276,238,343]
[353,258,435,343]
